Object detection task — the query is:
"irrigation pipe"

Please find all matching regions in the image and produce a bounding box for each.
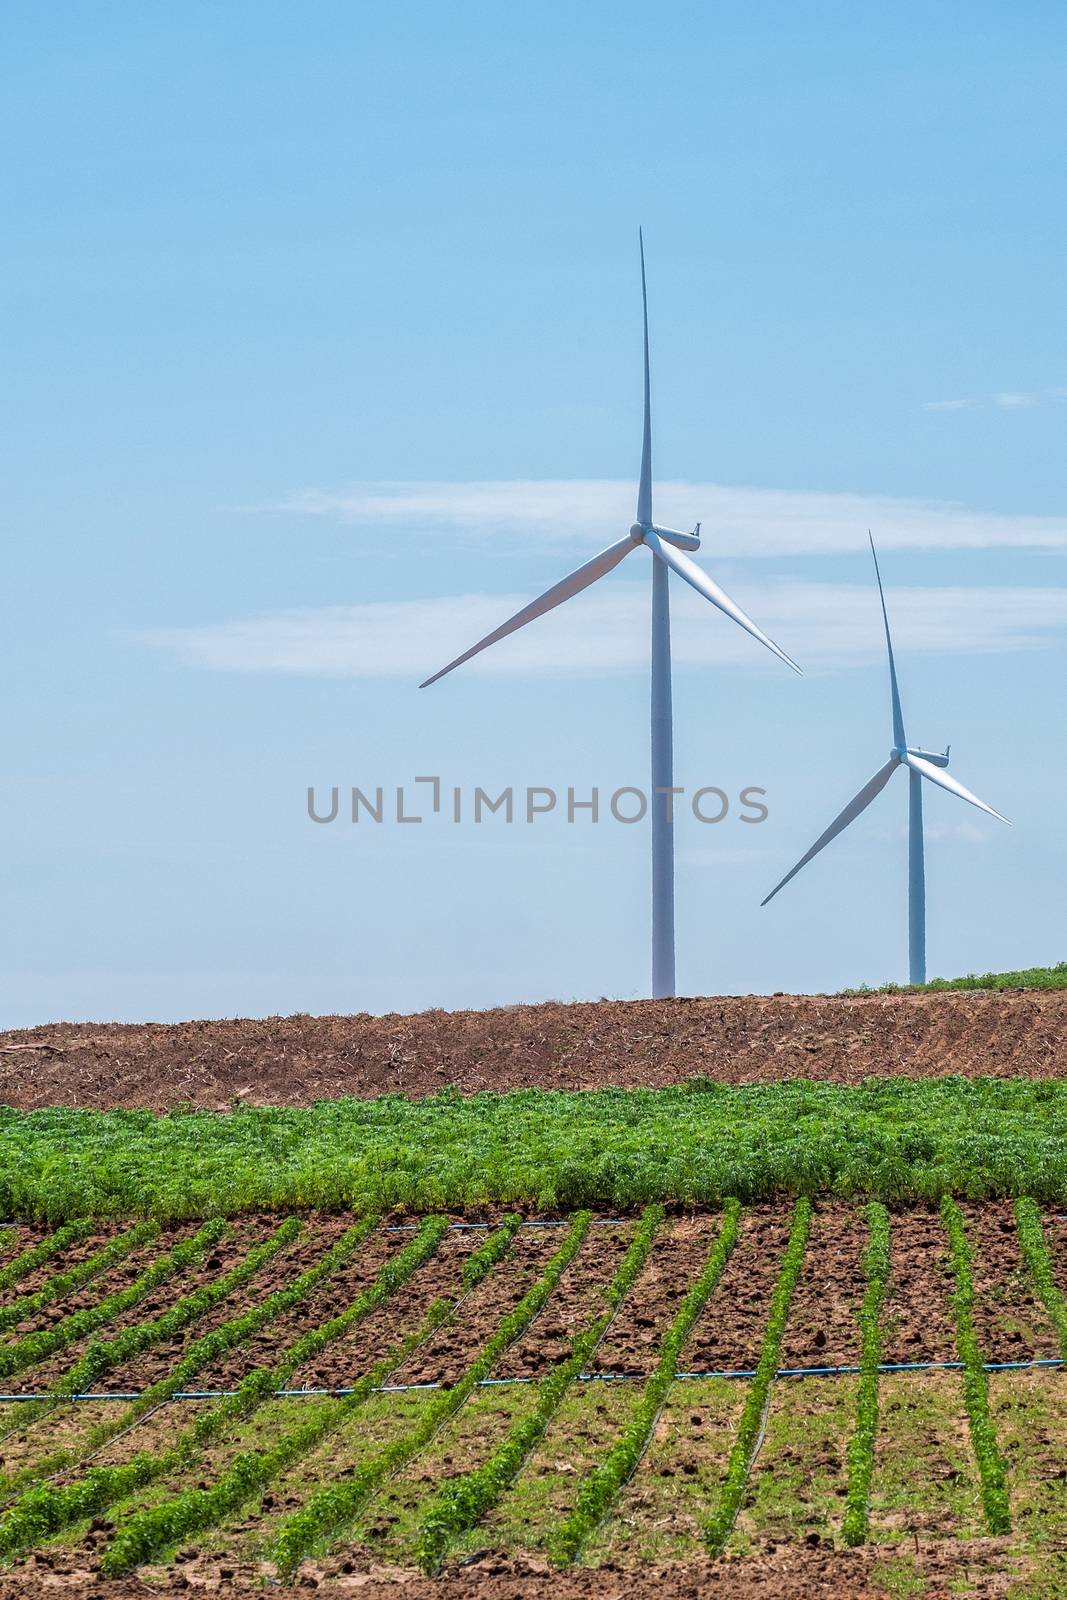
[0,1354,1060,1405]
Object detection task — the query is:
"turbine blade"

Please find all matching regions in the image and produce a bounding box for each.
[761,758,900,906]
[419,536,636,688]
[644,529,802,673]
[869,532,906,748]
[637,227,652,528]
[905,753,1012,824]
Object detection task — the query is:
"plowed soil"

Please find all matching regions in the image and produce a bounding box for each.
[3,989,1065,1110]
[0,1538,1018,1599]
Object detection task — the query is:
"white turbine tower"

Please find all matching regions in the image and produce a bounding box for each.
[420,230,801,998]
[761,534,1011,983]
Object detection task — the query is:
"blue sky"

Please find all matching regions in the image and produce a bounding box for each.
[2,3,1065,1025]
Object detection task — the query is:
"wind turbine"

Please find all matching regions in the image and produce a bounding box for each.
[420,230,801,999]
[761,534,1010,983]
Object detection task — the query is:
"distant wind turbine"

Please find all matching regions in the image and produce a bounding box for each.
[761,534,1010,983]
[420,230,801,999]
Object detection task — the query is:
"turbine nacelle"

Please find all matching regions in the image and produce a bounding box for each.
[906,745,950,769]
[629,520,702,552]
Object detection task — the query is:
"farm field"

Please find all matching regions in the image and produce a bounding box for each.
[2,983,1066,1597]
[0,1196,1062,1596]
[3,986,1067,1110]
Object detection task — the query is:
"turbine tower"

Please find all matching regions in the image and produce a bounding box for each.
[420,231,801,998]
[761,535,1010,983]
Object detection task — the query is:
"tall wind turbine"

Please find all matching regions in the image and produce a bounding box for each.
[761,534,1010,983]
[420,230,801,998]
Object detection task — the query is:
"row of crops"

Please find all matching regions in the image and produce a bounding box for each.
[3,1076,1067,1219]
[0,1198,1063,1577]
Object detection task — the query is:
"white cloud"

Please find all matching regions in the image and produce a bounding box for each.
[995,391,1037,409]
[265,480,1067,556]
[922,387,1065,413]
[141,578,1067,681]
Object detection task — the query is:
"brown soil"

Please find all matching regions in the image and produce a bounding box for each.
[190,1222,406,1391]
[880,1210,958,1365]
[493,1223,632,1380]
[778,1202,866,1369]
[1045,1212,1067,1298]
[961,1201,1059,1361]
[390,1227,563,1387]
[290,1228,484,1389]
[3,990,1065,1111]
[591,1215,716,1373]
[684,1206,794,1372]
[0,1539,1021,1598]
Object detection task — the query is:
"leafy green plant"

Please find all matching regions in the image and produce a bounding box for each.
[269,1212,592,1583]
[4,1077,1067,1220]
[1015,1197,1067,1358]
[842,1201,891,1546]
[844,961,1067,994]
[0,1220,94,1295]
[940,1196,1011,1535]
[553,1200,742,1566]
[703,1197,812,1555]
[0,1221,158,1335]
[416,1203,664,1573]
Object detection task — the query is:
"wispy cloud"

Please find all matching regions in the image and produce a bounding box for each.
[263,480,1067,555]
[141,579,1067,681]
[922,386,1066,414]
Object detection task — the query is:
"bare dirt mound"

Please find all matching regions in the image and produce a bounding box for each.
[2,991,1064,1111]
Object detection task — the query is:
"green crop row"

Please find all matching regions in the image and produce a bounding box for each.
[0,1211,444,1562]
[416,1206,663,1574]
[270,1212,593,1582]
[0,1221,94,1296]
[5,1076,1067,1221]
[4,1217,302,1444]
[842,1202,891,1546]
[0,1221,158,1335]
[3,1213,380,1497]
[1014,1198,1067,1359]
[940,1196,1011,1535]
[552,1200,742,1566]
[0,1221,223,1383]
[704,1197,812,1556]
[100,1213,519,1576]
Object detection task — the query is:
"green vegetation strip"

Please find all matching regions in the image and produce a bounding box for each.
[704,1197,812,1556]
[553,1200,742,1567]
[416,1205,663,1574]
[0,1209,382,1510]
[842,1202,891,1546]
[0,1221,94,1296]
[0,1222,158,1336]
[940,1196,1011,1535]
[100,1213,517,1576]
[4,1077,1067,1219]
[269,1212,592,1583]
[0,1221,215,1385]
[1015,1198,1067,1358]
[846,960,1067,994]
[2,1217,303,1444]
[0,1211,439,1562]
